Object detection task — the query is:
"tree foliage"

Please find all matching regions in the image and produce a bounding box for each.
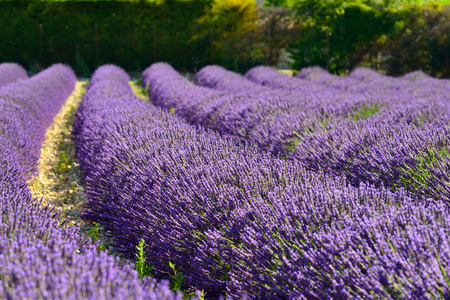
[287,0,397,74]
[268,0,450,77]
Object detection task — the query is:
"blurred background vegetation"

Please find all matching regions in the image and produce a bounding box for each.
[0,0,448,77]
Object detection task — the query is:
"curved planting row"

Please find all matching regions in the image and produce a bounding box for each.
[196,65,450,128]
[258,64,450,98]
[291,118,450,204]
[0,62,28,89]
[245,67,450,203]
[193,65,363,106]
[245,65,341,92]
[0,65,179,299]
[193,65,384,119]
[296,66,363,91]
[247,65,389,95]
[76,64,450,298]
[193,65,271,94]
[0,64,75,175]
[144,63,373,144]
[144,63,450,205]
[247,66,450,124]
[198,66,450,203]
[141,63,225,126]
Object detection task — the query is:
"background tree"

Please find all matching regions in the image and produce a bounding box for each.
[198,0,259,71]
[382,3,450,77]
[287,0,397,74]
[254,5,298,66]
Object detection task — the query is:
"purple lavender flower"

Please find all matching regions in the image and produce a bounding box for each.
[0,64,182,299]
[73,64,450,298]
[0,63,28,89]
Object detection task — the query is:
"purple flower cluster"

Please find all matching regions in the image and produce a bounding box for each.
[143,63,450,203]
[244,65,330,94]
[262,65,450,126]
[296,66,363,91]
[0,63,28,89]
[245,66,450,201]
[292,119,450,203]
[0,64,75,175]
[75,64,450,298]
[297,66,450,97]
[0,65,179,299]
[193,65,272,94]
[143,63,225,125]
[144,64,371,144]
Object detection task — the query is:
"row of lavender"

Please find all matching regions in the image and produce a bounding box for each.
[297,66,450,96]
[0,64,180,299]
[246,66,450,128]
[245,66,450,203]
[74,64,450,298]
[144,64,371,143]
[143,63,450,206]
[0,63,28,89]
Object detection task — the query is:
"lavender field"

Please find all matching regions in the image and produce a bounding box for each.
[1,61,450,299]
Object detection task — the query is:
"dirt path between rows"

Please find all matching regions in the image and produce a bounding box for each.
[27,80,119,253]
[28,80,146,259]
[29,81,88,225]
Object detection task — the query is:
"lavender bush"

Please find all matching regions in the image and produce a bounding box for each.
[249,65,450,99]
[76,65,330,296]
[297,66,450,99]
[0,63,28,89]
[144,63,373,146]
[0,64,75,175]
[267,65,450,128]
[296,66,362,91]
[246,66,450,201]
[74,64,450,298]
[144,63,450,204]
[0,65,180,299]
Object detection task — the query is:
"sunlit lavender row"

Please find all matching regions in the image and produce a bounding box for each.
[249,65,450,98]
[0,63,28,89]
[246,65,450,203]
[0,65,181,299]
[143,64,373,153]
[248,65,450,126]
[0,64,74,175]
[71,64,450,298]
[298,65,450,96]
[2,61,449,298]
[143,63,450,206]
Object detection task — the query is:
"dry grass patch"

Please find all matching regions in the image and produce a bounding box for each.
[29,81,88,225]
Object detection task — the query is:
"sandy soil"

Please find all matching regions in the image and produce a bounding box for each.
[29,81,88,224]
[28,80,146,260]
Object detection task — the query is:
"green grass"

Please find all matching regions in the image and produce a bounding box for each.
[398,147,448,193]
[351,104,379,121]
[89,223,100,243]
[129,80,149,100]
[58,149,73,173]
[134,238,206,298]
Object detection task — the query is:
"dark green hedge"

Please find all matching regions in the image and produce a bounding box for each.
[1,1,448,77]
[0,1,214,75]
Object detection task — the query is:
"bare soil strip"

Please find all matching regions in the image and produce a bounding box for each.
[28,80,132,258]
[29,81,88,224]
[27,81,104,242]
